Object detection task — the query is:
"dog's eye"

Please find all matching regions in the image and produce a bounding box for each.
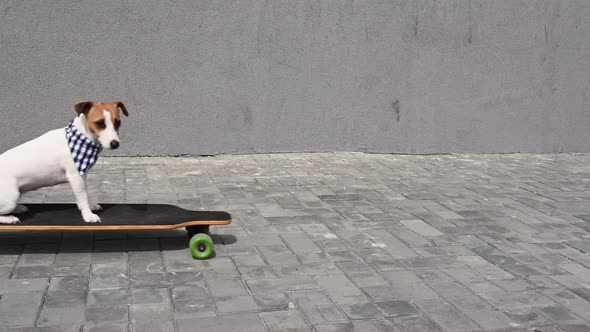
[114,120,121,129]
[95,121,106,129]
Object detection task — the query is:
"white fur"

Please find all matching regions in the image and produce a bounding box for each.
[0,115,108,224]
[97,110,120,148]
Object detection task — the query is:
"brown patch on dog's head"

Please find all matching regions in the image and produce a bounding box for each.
[75,101,129,135]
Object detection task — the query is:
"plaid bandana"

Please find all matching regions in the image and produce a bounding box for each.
[65,122,102,176]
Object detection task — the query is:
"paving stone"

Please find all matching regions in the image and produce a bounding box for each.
[173,297,216,318]
[478,291,556,309]
[238,266,278,280]
[376,301,420,318]
[253,293,293,310]
[257,244,301,266]
[0,266,12,278]
[0,292,44,326]
[91,262,127,275]
[400,219,444,237]
[542,289,590,322]
[82,324,128,332]
[84,305,129,324]
[281,232,322,252]
[87,289,130,306]
[291,290,344,324]
[130,302,173,323]
[14,326,81,332]
[315,274,367,304]
[259,310,311,332]
[315,320,397,332]
[246,277,319,294]
[37,307,85,326]
[48,276,88,292]
[12,265,51,279]
[277,262,340,277]
[341,302,382,320]
[559,324,590,332]
[364,230,418,258]
[50,264,90,277]
[392,316,443,332]
[0,277,48,294]
[462,308,514,330]
[206,277,248,297]
[215,295,262,314]
[177,313,265,332]
[537,305,587,325]
[43,291,86,308]
[559,264,590,283]
[414,298,480,331]
[503,307,554,328]
[456,256,514,280]
[232,254,267,267]
[131,287,170,304]
[130,321,175,332]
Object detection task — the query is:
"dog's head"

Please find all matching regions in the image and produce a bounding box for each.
[75,101,129,150]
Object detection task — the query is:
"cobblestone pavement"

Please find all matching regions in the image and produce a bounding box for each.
[1,153,590,331]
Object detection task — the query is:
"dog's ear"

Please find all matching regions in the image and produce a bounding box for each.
[115,102,129,117]
[75,101,94,115]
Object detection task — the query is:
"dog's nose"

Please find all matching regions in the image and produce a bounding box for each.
[110,140,120,149]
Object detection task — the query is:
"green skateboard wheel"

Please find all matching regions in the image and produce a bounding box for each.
[189,233,214,259]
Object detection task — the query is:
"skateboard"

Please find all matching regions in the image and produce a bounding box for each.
[0,204,231,260]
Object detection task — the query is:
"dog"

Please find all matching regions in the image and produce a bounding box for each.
[0,101,128,224]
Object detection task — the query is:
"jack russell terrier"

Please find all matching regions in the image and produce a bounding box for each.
[0,101,129,224]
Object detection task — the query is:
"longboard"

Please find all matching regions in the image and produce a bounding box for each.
[0,204,232,259]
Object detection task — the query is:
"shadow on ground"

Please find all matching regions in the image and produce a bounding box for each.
[0,230,237,254]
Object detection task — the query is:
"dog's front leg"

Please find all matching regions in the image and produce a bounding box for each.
[67,172,101,223]
[85,177,101,212]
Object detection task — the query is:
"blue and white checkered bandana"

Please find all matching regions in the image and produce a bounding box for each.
[65,122,102,176]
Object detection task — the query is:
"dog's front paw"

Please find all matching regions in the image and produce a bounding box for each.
[83,212,101,223]
[0,215,20,224]
[90,203,102,212]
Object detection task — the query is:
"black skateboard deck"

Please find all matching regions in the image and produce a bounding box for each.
[0,204,231,231]
[0,204,232,259]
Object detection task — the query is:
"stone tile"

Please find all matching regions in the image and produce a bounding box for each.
[173,297,216,318]
[177,313,265,332]
[13,265,51,279]
[87,289,130,306]
[414,298,480,331]
[48,276,88,293]
[37,307,85,326]
[44,291,86,308]
[0,292,44,326]
[205,277,248,297]
[215,295,262,314]
[82,324,128,332]
[131,288,170,304]
[130,302,173,323]
[315,320,397,332]
[0,278,48,293]
[84,305,129,324]
[392,316,443,332]
[315,274,367,304]
[259,310,311,332]
[400,219,444,237]
[246,277,319,294]
[478,291,556,309]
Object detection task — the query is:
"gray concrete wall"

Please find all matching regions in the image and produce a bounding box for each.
[1,0,589,155]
